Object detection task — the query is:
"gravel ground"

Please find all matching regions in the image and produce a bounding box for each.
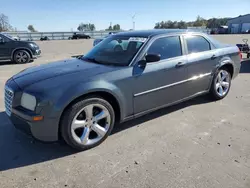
[0,36,250,188]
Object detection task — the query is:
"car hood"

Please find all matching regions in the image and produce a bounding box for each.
[14,40,37,45]
[13,58,120,89]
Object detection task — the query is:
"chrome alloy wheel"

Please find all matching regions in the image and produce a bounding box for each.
[16,51,28,63]
[215,70,230,97]
[71,104,111,146]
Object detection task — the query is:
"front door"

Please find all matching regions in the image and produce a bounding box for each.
[133,35,189,114]
[0,34,11,60]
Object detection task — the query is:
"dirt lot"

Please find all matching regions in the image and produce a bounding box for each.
[0,36,250,188]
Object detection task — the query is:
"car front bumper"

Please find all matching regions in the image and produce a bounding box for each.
[5,78,59,142]
[9,108,59,142]
[32,49,41,59]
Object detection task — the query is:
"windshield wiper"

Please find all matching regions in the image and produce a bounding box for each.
[81,56,124,66]
[82,57,101,64]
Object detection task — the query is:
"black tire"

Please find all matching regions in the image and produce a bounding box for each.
[209,68,231,100]
[247,53,250,59]
[13,50,31,64]
[60,96,115,151]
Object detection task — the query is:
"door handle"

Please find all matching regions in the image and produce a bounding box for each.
[211,55,217,60]
[175,62,185,68]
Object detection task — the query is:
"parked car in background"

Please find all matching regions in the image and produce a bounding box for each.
[210,26,228,34]
[93,32,117,46]
[5,30,241,150]
[40,36,50,41]
[69,33,91,40]
[241,29,250,34]
[0,33,41,63]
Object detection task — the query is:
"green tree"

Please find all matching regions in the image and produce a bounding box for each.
[154,16,229,29]
[77,23,95,31]
[88,23,95,31]
[178,21,187,29]
[206,18,229,28]
[193,15,207,27]
[112,24,121,30]
[154,22,161,29]
[27,24,37,32]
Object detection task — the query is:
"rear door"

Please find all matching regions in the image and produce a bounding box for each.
[183,34,218,96]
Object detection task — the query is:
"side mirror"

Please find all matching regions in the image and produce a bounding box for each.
[145,54,161,63]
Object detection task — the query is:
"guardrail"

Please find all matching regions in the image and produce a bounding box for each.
[3,29,211,41]
[3,31,119,41]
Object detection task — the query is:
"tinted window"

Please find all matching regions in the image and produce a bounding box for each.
[84,36,146,66]
[185,35,210,54]
[147,36,182,60]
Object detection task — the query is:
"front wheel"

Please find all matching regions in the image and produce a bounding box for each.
[61,97,115,151]
[209,68,231,100]
[13,50,31,64]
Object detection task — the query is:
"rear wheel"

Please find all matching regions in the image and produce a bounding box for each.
[13,50,31,64]
[210,68,231,100]
[61,97,115,151]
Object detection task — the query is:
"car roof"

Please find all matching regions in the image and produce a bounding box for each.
[115,29,204,38]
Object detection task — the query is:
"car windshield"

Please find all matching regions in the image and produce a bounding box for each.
[1,33,14,40]
[83,35,147,66]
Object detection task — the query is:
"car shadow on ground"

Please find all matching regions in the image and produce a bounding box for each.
[0,60,14,65]
[0,60,34,66]
[112,95,212,134]
[240,59,250,73]
[0,95,212,171]
[0,112,76,171]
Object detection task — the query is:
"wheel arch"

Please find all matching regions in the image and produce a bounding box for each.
[209,59,234,91]
[57,89,123,140]
[219,63,234,78]
[11,48,33,60]
[217,58,234,78]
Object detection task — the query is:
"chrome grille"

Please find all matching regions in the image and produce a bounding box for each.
[5,86,14,116]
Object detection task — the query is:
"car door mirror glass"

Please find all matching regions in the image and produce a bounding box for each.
[145,54,161,63]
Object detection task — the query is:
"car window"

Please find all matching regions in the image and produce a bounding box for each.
[0,34,9,42]
[185,35,211,54]
[147,36,182,60]
[83,36,146,66]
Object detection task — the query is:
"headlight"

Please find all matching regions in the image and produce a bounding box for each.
[21,93,36,111]
[29,43,36,48]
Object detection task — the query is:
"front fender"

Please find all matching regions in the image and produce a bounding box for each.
[55,80,126,121]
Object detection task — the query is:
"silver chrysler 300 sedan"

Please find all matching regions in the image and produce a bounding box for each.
[5,30,241,150]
